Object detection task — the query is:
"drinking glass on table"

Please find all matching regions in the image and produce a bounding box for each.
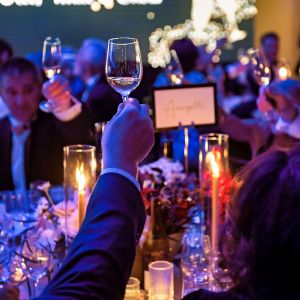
[105,37,143,103]
[20,232,53,297]
[181,232,211,297]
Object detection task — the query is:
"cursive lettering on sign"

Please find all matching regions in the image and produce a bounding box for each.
[165,99,205,119]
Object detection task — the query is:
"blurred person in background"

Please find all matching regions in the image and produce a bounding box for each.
[0,38,13,118]
[74,37,121,123]
[0,57,93,191]
[60,45,84,96]
[221,79,300,159]
[223,32,280,119]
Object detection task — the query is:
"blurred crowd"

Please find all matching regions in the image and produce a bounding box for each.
[0,32,300,191]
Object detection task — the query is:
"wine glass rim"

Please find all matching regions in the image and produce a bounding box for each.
[44,36,61,44]
[108,37,138,45]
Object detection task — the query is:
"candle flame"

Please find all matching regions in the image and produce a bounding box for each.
[206,151,220,178]
[76,165,86,192]
[211,160,220,178]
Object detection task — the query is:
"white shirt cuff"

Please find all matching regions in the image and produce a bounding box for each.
[101,168,140,191]
[53,102,82,122]
[275,107,300,139]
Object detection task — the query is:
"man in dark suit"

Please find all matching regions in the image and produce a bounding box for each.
[74,38,121,123]
[0,57,93,191]
[27,99,153,300]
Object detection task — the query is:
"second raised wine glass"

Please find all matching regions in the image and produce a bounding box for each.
[105,37,143,103]
[40,36,62,113]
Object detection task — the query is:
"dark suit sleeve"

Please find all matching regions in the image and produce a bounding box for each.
[34,173,146,300]
[52,108,94,146]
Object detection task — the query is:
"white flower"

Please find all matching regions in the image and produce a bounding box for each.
[57,209,79,238]
[139,157,186,184]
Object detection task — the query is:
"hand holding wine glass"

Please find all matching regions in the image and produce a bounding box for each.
[105,37,143,103]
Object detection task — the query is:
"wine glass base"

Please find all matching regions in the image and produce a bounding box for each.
[39,101,52,113]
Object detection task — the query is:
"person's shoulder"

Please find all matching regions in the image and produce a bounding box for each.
[182,289,245,300]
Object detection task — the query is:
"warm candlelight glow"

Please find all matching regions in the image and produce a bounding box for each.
[76,164,86,192]
[211,159,220,178]
[184,127,189,174]
[76,164,87,226]
[278,66,290,80]
[209,151,220,251]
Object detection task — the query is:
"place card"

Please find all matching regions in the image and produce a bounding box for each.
[152,83,218,131]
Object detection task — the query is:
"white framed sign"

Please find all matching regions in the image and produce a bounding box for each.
[152,83,218,131]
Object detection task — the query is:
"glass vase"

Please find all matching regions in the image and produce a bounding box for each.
[198,134,229,252]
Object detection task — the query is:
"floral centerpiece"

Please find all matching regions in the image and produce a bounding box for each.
[139,158,200,236]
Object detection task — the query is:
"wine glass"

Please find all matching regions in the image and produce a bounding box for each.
[19,232,53,297]
[105,37,143,103]
[166,49,184,85]
[248,48,271,86]
[181,230,211,297]
[40,37,62,112]
[248,48,278,121]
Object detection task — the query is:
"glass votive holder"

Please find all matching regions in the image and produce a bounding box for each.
[124,277,140,300]
[63,145,96,228]
[1,191,32,221]
[148,260,174,300]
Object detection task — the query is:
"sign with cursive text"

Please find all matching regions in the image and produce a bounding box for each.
[152,83,217,131]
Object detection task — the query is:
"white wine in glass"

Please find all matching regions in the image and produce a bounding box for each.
[40,37,62,112]
[105,37,143,102]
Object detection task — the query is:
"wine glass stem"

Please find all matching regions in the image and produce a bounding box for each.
[122,95,129,103]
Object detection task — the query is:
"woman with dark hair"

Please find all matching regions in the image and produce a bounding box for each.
[183,148,300,299]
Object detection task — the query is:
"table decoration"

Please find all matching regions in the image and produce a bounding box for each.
[139,158,200,238]
[149,260,174,300]
[198,133,230,252]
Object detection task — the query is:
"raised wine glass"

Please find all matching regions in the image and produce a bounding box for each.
[40,36,62,112]
[105,37,143,103]
[166,49,184,85]
[248,48,278,121]
[248,48,271,87]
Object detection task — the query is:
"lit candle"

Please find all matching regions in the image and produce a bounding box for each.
[184,127,189,174]
[76,166,86,226]
[211,157,220,252]
[278,65,290,80]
